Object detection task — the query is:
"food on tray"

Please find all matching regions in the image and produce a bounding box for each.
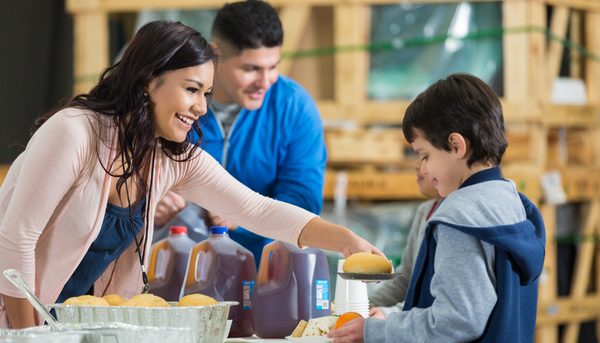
[334,312,363,330]
[63,295,110,306]
[343,252,392,274]
[178,293,218,307]
[291,316,338,337]
[291,320,308,337]
[119,294,171,307]
[102,294,127,306]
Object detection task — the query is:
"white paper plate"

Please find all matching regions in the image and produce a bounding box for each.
[285,336,333,343]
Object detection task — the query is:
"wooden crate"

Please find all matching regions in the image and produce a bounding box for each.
[504,122,546,166]
[324,128,406,166]
[323,168,425,200]
[325,122,545,168]
[323,167,543,202]
[547,127,600,169]
[560,168,600,201]
[546,105,600,126]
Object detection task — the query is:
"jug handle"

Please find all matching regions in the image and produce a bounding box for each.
[257,242,278,286]
[147,240,168,283]
[267,250,279,283]
[185,244,205,288]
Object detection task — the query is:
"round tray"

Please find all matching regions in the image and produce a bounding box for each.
[334,272,403,281]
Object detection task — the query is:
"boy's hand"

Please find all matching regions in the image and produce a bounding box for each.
[327,317,366,343]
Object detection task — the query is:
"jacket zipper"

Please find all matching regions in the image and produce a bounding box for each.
[211,104,242,169]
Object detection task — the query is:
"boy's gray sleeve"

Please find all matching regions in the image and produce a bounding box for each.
[364,224,497,343]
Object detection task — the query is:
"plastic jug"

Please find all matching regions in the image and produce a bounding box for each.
[152,202,210,244]
[147,226,196,301]
[183,227,256,337]
[251,241,331,338]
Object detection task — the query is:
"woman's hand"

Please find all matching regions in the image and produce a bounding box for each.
[154,192,187,227]
[369,307,386,319]
[327,317,366,343]
[3,294,37,329]
[340,234,385,260]
[298,218,386,260]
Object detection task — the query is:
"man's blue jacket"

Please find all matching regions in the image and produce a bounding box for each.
[190,75,327,268]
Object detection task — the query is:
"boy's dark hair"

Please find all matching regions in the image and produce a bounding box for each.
[402,73,508,167]
[211,0,283,54]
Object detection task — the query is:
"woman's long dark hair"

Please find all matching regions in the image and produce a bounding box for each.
[33,20,218,207]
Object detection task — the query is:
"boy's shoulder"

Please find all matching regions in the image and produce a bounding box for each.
[430,178,526,229]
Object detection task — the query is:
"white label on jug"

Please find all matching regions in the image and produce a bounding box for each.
[316,280,329,310]
[243,280,255,310]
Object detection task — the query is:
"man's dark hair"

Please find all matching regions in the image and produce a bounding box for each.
[402,73,508,167]
[211,0,283,54]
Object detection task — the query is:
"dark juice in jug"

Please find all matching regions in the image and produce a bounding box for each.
[147,226,196,301]
[251,241,331,338]
[183,226,256,337]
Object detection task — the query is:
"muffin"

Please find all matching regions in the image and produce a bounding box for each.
[63,295,110,306]
[119,294,171,307]
[178,294,218,307]
[102,294,127,306]
[343,252,393,274]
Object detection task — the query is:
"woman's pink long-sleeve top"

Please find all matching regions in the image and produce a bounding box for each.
[0,108,317,328]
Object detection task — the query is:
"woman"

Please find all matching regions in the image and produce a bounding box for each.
[0,21,383,329]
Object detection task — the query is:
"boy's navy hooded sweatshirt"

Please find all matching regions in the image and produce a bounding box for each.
[364,167,546,342]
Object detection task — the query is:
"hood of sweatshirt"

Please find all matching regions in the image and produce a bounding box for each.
[428,167,546,286]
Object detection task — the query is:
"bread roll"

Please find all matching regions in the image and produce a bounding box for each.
[63,295,110,306]
[119,294,171,307]
[178,294,219,307]
[343,253,392,274]
[102,294,127,306]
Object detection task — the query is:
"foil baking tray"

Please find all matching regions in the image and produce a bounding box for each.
[0,322,204,343]
[47,301,238,343]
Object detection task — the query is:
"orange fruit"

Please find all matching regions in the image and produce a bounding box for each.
[334,311,363,330]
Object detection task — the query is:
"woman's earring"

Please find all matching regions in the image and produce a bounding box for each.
[144,91,149,97]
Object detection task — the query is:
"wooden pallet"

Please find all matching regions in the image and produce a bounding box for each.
[323,167,543,202]
[547,127,600,169]
[325,122,547,169]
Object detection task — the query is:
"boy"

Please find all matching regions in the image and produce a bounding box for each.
[329,73,545,342]
[369,157,443,319]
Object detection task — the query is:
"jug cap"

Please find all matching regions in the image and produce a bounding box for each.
[169,226,188,234]
[210,226,228,235]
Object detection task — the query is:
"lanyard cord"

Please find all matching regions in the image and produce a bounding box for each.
[122,143,156,294]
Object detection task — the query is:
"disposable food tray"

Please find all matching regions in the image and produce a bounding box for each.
[0,322,205,343]
[47,301,238,343]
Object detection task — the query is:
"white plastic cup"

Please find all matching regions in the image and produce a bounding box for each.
[335,260,369,302]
